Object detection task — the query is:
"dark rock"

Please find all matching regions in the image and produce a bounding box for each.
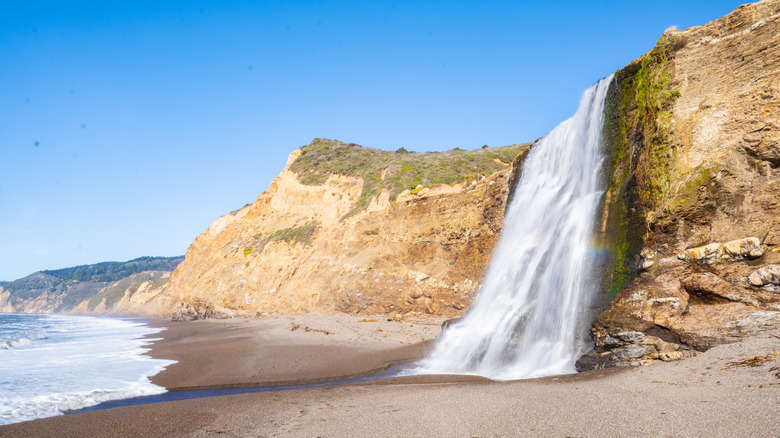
[172,301,234,322]
[575,351,615,371]
[441,317,462,331]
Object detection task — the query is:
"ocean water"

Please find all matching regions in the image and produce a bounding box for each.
[0,313,175,425]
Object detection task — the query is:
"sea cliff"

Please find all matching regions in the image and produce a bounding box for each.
[2,0,777,372]
[580,0,780,368]
[160,141,530,319]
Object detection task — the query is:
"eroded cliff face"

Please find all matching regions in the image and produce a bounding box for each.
[152,143,530,319]
[71,271,174,316]
[580,0,780,369]
[0,272,177,316]
[96,0,777,370]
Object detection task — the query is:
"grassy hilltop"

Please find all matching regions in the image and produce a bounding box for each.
[290,138,530,218]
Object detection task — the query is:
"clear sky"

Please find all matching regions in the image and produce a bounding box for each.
[0,0,747,280]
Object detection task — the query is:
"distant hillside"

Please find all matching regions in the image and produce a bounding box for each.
[41,256,184,283]
[0,256,184,314]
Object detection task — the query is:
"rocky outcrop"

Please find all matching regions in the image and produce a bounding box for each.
[156,141,530,319]
[748,265,780,286]
[581,0,780,369]
[677,237,764,263]
[171,298,234,322]
[579,242,780,369]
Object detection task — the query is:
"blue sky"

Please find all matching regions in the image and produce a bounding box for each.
[0,0,746,280]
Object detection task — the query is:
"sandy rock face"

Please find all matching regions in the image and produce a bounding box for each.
[0,290,15,313]
[581,249,780,370]
[70,271,176,317]
[748,265,780,286]
[582,0,780,369]
[677,237,763,263]
[143,147,523,319]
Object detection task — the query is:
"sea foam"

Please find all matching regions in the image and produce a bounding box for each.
[0,313,175,425]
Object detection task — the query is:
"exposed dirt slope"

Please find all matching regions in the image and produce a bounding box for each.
[140,142,530,319]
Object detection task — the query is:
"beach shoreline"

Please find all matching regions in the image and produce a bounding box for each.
[1,316,778,437]
[143,314,446,390]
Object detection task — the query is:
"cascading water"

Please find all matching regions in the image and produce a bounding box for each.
[417,75,614,380]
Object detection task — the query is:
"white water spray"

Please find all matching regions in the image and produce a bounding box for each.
[418,75,614,380]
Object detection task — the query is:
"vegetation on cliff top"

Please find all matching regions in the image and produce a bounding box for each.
[290,139,530,219]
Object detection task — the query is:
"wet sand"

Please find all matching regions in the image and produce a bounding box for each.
[145,315,445,389]
[1,317,778,437]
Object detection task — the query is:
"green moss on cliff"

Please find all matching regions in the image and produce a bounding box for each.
[631,32,684,212]
[289,138,530,219]
[599,31,686,301]
[667,161,719,212]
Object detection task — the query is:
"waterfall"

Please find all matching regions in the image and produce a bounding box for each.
[418,75,614,380]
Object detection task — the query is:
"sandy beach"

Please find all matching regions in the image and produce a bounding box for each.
[1,316,778,437]
[145,315,445,389]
